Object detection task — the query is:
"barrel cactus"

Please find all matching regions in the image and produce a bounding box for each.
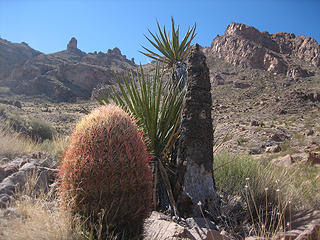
[58,104,152,235]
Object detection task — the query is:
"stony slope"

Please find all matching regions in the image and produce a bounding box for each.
[200,22,320,159]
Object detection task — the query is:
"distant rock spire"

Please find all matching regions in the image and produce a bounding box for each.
[67,37,78,50]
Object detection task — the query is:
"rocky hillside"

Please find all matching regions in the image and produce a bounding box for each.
[0,39,41,80]
[0,37,136,102]
[199,22,320,157]
[1,22,320,157]
[208,22,320,76]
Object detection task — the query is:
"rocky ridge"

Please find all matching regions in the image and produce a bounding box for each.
[0,37,136,102]
[195,22,320,157]
[208,22,320,77]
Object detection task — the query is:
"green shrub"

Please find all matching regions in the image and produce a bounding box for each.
[29,118,55,141]
[58,104,152,238]
[8,115,55,141]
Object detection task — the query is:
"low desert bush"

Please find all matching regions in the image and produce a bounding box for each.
[8,114,55,141]
[0,127,39,158]
[0,126,67,160]
[29,118,55,141]
[39,136,69,160]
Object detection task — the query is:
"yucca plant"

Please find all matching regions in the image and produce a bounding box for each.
[97,65,185,215]
[140,17,196,89]
[97,65,184,159]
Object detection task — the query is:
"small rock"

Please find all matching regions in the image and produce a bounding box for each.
[304,143,320,152]
[0,167,5,182]
[0,157,10,165]
[269,133,288,142]
[186,217,217,230]
[13,100,22,108]
[0,194,11,208]
[265,145,281,153]
[291,152,308,162]
[306,152,320,165]
[272,154,293,166]
[250,120,259,126]
[278,108,287,115]
[143,211,231,240]
[304,129,314,136]
[248,148,261,155]
[1,207,21,219]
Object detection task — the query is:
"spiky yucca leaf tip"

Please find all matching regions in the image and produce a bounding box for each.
[140,17,196,67]
[58,104,152,236]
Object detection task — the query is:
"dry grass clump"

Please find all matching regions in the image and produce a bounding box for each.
[39,136,69,160]
[214,152,320,238]
[0,127,39,158]
[0,198,85,240]
[0,172,85,240]
[0,126,68,160]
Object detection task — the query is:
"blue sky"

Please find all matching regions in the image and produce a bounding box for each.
[1,0,320,64]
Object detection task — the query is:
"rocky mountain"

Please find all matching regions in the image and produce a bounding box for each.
[207,22,320,77]
[199,22,320,156]
[0,37,136,102]
[0,39,41,80]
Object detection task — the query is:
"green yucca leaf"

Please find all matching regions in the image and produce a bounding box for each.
[97,64,185,158]
[141,17,196,68]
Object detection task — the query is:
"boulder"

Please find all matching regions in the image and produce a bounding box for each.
[0,155,57,208]
[265,145,281,153]
[272,154,293,166]
[143,211,232,240]
[307,152,320,165]
[276,210,320,240]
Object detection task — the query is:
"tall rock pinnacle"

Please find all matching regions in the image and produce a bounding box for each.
[67,37,78,50]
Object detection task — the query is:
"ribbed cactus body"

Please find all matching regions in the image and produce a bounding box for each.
[58,104,152,234]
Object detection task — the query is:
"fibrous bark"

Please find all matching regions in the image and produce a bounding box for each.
[174,44,220,217]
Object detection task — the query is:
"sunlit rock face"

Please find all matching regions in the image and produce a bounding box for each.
[210,22,320,75]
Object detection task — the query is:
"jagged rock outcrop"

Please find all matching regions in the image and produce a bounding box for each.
[0,153,57,208]
[210,22,320,75]
[0,38,41,81]
[67,37,78,50]
[0,37,136,102]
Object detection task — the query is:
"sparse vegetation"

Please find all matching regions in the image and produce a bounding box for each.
[8,114,56,141]
[0,127,39,158]
[214,152,320,237]
[0,126,67,160]
[237,136,248,145]
[0,172,86,240]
